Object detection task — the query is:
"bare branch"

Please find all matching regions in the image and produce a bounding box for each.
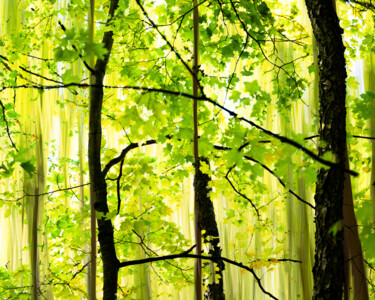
[0,183,90,202]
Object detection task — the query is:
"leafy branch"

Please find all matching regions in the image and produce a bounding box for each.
[57,21,95,74]
[1,83,358,175]
[135,0,206,97]
[0,99,18,151]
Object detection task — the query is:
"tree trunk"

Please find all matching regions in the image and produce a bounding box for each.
[192,0,202,298]
[88,1,97,299]
[305,0,347,298]
[195,158,225,300]
[88,0,119,298]
[343,147,369,300]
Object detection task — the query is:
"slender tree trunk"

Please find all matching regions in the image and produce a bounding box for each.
[195,158,225,300]
[88,1,97,299]
[192,0,202,298]
[88,0,119,298]
[305,0,347,298]
[31,186,40,300]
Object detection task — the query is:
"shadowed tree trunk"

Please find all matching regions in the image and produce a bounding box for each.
[305,0,347,298]
[195,158,225,300]
[88,0,120,298]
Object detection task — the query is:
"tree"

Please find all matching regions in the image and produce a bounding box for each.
[0,0,375,299]
[305,0,347,298]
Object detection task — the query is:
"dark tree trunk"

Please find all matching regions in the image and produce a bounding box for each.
[195,158,225,300]
[304,0,347,299]
[88,0,120,299]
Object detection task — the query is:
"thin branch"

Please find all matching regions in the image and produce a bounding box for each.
[1,82,358,175]
[117,159,124,214]
[225,165,261,217]
[0,183,90,202]
[102,135,310,209]
[58,21,95,74]
[118,245,300,299]
[0,55,40,86]
[352,135,375,140]
[71,260,91,280]
[0,99,18,151]
[151,0,208,27]
[346,0,375,11]
[243,155,315,209]
[19,66,63,84]
[135,0,206,97]
[102,139,160,176]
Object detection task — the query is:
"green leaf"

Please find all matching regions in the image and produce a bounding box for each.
[244,80,261,95]
[20,161,36,175]
[53,47,78,62]
[230,90,242,102]
[328,220,342,236]
[83,42,108,60]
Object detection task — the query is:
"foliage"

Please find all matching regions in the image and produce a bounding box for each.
[0,0,375,299]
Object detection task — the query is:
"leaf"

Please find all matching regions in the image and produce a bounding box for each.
[230,90,242,102]
[328,220,343,236]
[20,161,36,175]
[244,80,261,95]
[83,42,108,60]
[53,47,78,62]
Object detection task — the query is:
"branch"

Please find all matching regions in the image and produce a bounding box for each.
[102,139,160,176]
[151,0,208,27]
[243,155,315,209]
[0,55,40,86]
[58,21,95,74]
[352,135,375,140]
[346,0,375,11]
[0,99,18,151]
[117,159,124,214]
[202,96,358,176]
[19,66,64,84]
[225,165,261,217]
[118,245,302,299]
[1,82,358,175]
[0,183,90,202]
[135,0,206,97]
[102,135,310,209]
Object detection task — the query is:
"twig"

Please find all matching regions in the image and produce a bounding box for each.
[58,21,95,74]
[0,99,18,151]
[225,165,261,217]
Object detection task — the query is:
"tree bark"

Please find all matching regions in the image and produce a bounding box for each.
[305,0,347,298]
[88,1,97,299]
[195,158,225,300]
[88,0,119,299]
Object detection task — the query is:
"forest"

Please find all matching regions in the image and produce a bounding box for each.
[1,0,375,299]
